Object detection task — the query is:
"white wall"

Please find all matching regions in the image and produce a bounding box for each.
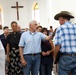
[26,0,76,30]
[0,0,76,30]
[27,0,52,29]
[26,0,46,27]
[0,0,53,29]
[0,0,29,29]
[51,0,76,30]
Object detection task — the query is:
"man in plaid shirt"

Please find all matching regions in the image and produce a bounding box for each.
[54,11,76,75]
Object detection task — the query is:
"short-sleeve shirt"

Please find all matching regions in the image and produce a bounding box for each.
[7,32,21,49]
[19,31,46,54]
[55,21,76,53]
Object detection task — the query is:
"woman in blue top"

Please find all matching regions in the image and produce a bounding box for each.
[40,28,54,75]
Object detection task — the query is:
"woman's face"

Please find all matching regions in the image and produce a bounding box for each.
[11,23,17,32]
[43,31,47,35]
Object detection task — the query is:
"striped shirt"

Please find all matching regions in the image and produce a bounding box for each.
[55,21,76,53]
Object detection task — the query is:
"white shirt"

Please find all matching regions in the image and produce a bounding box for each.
[0,40,5,75]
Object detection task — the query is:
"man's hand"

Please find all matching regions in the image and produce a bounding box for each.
[7,56,10,63]
[21,58,27,67]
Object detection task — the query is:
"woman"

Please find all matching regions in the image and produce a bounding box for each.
[40,28,54,75]
[6,21,22,75]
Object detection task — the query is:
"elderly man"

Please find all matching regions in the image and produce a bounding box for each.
[54,11,76,75]
[19,20,52,75]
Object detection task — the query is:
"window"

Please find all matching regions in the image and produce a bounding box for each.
[32,3,40,23]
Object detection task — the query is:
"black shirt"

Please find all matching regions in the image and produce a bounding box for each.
[6,32,21,49]
[41,41,53,64]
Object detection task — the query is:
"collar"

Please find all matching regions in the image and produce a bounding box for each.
[28,30,37,35]
[64,21,71,24]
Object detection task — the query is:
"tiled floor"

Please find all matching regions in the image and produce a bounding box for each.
[6,71,55,75]
[6,64,57,75]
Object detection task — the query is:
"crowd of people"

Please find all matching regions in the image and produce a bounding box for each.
[0,10,76,75]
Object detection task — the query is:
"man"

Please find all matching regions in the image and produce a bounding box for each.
[49,26,53,36]
[54,11,76,75]
[0,26,9,54]
[19,20,51,75]
[17,25,24,34]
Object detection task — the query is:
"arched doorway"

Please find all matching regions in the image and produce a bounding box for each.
[32,3,40,23]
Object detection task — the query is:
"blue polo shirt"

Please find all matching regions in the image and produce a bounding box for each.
[19,31,46,54]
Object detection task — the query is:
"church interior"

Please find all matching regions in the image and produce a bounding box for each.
[0,0,76,75]
[0,0,76,30]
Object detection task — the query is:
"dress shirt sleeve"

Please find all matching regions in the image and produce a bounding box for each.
[19,33,25,47]
[40,33,46,40]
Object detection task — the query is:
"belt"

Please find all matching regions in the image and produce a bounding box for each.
[62,53,76,56]
[24,53,41,56]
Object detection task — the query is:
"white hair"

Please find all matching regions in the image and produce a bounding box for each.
[29,20,37,25]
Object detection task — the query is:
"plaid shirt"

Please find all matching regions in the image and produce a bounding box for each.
[55,21,76,53]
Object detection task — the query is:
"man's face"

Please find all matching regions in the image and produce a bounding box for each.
[59,17,65,25]
[30,21,38,31]
[17,26,21,32]
[4,28,9,35]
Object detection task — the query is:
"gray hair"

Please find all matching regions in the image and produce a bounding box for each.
[29,20,37,26]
